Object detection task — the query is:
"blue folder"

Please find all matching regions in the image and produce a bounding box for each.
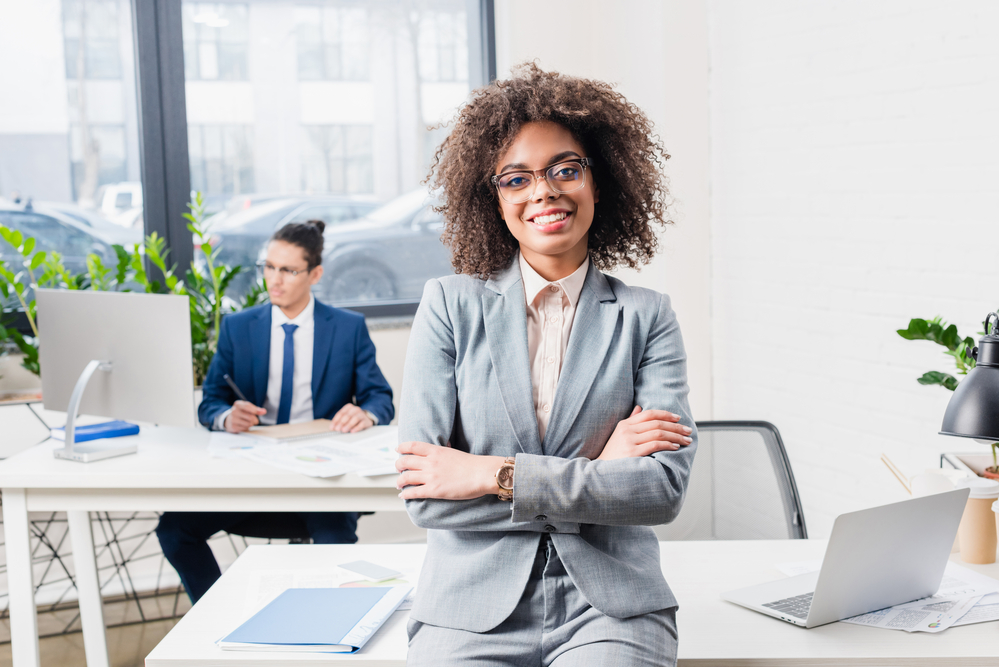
[219,586,410,653]
[51,420,139,442]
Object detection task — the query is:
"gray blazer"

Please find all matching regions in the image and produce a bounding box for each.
[400,257,697,633]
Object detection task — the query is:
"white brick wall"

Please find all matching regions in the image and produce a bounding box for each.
[710,0,999,536]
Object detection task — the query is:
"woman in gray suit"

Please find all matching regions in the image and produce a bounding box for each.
[395,63,697,666]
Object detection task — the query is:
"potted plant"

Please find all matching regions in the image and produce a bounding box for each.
[898,316,999,479]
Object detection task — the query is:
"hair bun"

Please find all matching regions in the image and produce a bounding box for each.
[305,219,326,234]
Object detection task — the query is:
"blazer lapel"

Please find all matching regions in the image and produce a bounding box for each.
[249,307,271,407]
[482,261,543,456]
[312,301,335,400]
[543,262,620,457]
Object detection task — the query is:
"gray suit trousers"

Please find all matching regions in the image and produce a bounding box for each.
[407,538,678,667]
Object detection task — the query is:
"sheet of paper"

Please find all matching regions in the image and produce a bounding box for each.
[236,438,391,477]
[336,558,417,611]
[350,426,401,476]
[839,562,999,633]
[842,594,984,633]
[774,560,822,577]
[208,431,266,459]
[953,591,999,626]
[774,559,999,632]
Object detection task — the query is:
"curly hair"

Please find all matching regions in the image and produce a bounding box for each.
[429,62,672,278]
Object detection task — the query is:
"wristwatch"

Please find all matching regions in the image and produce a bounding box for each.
[495,457,515,501]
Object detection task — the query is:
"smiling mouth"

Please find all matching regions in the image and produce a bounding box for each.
[528,211,569,226]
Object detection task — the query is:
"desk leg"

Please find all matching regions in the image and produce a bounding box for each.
[3,488,40,667]
[67,511,110,667]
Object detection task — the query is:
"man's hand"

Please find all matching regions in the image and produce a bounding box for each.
[395,441,505,500]
[596,406,692,461]
[330,404,374,433]
[224,400,267,433]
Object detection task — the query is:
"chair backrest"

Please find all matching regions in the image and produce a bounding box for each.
[654,421,807,540]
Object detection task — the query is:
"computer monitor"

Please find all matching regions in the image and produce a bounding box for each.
[36,289,195,462]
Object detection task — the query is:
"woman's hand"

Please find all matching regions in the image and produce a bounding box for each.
[395,441,506,500]
[596,406,692,461]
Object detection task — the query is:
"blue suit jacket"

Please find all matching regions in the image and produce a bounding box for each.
[198,299,394,428]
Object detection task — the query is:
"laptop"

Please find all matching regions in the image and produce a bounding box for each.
[721,488,970,628]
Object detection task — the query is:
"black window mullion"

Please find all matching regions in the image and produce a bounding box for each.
[466,0,495,88]
[132,0,192,283]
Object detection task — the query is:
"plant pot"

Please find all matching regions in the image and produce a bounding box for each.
[984,467,999,480]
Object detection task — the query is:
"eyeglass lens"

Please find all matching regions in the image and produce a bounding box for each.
[496,161,586,202]
[258,262,304,277]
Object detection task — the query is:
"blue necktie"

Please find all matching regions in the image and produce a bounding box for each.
[277,323,299,424]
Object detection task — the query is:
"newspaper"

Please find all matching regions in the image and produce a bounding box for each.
[774,559,999,632]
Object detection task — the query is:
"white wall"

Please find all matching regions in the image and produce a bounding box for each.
[710,0,999,536]
[495,0,713,420]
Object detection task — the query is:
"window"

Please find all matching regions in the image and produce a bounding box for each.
[69,124,127,201]
[0,0,142,287]
[418,10,468,82]
[183,3,250,81]
[301,125,373,194]
[63,0,122,80]
[2,0,492,323]
[188,125,255,197]
[295,5,369,81]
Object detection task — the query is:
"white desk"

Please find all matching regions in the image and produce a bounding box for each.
[146,540,999,667]
[0,425,403,667]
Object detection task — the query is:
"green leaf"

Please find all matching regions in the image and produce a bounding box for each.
[21,237,35,256]
[897,318,931,340]
[917,371,959,391]
[10,230,23,249]
[29,250,46,271]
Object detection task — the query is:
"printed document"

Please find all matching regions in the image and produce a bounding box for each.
[218,426,400,477]
[774,559,999,632]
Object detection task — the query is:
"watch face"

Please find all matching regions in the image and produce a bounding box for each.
[497,465,515,490]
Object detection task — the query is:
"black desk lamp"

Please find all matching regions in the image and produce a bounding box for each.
[940,312,999,472]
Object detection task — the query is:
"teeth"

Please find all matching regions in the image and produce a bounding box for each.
[531,212,567,225]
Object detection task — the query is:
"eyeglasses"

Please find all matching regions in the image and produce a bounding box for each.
[256,260,309,277]
[491,158,594,204]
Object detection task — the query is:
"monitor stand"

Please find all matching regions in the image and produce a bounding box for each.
[54,359,138,463]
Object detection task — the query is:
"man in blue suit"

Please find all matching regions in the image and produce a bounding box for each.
[156,220,394,602]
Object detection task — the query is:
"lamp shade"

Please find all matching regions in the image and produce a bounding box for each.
[940,313,999,441]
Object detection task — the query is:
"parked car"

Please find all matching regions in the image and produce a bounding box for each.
[40,202,143,248]
[297,189,453,306]
[0,199,117,306]
[93,181,143,227]
[203,194,378,297]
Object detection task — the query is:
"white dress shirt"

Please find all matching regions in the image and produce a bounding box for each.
[215,295,316,429]
[519,252,589,441]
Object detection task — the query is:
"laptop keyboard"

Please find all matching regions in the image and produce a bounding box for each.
[762,592,813,619]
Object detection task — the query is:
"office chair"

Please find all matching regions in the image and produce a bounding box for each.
[655,421,807,540]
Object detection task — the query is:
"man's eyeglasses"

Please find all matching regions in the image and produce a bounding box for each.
[256,261,309,277]
[491,158,594,204]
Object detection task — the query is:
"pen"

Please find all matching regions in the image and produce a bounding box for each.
[223,373,252,404]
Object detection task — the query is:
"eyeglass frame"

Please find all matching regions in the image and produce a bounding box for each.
[255,260,313,278]
[490,157,595,203]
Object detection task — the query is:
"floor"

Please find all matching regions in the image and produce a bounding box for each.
[0,591,191,667]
